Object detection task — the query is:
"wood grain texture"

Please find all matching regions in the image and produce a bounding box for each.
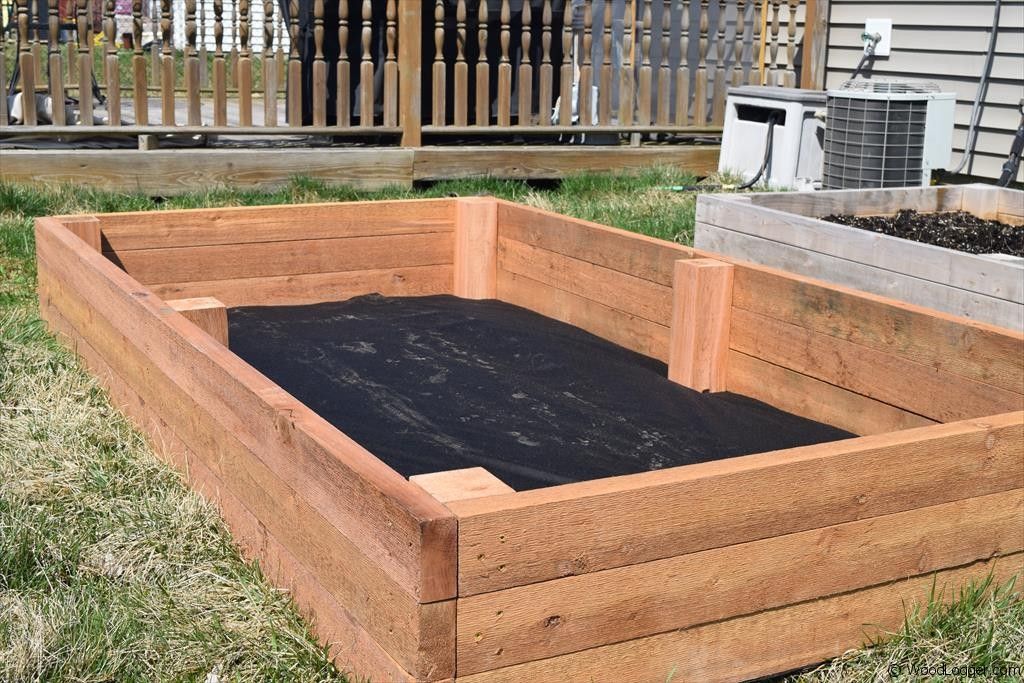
[36,218,457,605]
[727,351,937,436]
[40,312,419,683]
[496,269,670,362]
[668,258,734,392]
[59,215,102,251]
[109,232,454,285]
[498,238,673,327]
[166,296,229,345]
[727,265,1024,395]
[731,308,1023,423]
[696,224,1024,330]
[496,202,695,287]
[454,198,499,299]
[3,150,415,195]
[412,146,720,180]
[150,265,454,308]
[412,468,515,505]
[448,412,1023,595]
[455,555,1023,683]
[456,489,1023,674]
[95,199,455,251]
[738,185,964,217]
[697,194,1024,303]
[37,267,450,677]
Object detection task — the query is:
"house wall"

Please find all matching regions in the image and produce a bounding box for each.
[823,0,1024,182]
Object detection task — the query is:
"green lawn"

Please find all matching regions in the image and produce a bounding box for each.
[1,174,1021,682]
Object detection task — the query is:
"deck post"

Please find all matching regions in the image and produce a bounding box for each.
[668,257,734,393]
[166,297,230,346]
[454,197,499,299]
[800,0,829,90]
[398,0,423,147]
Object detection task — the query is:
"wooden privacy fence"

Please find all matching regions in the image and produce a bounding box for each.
[2,0,823,143]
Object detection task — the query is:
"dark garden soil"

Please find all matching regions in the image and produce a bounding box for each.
[823,210,1024,257]
[227,295,853,491]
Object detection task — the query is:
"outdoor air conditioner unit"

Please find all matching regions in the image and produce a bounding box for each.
[718,85,827,191]
[822,79,955,189]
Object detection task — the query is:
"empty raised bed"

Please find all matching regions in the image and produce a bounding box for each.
[37,198,1024,682]
[695,184,1024,330]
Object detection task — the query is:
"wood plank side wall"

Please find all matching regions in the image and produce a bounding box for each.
[493,202,696,362]
[724,262,1024,429]
[91,199,457,307]
[35,218,458,681]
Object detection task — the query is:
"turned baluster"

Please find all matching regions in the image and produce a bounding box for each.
[287,0,302,124]
[693,0,709,124]
[213,0,227,125]
[335,0,349,126]
[237,0,252,125]
[160,0,174,124]
[732,0,746,85]
[382,0,397,126]
[432,0,445,125]
[453,0,467,125]
[618,0,635,126]
[637,0,652,125]
[184,0,200,125]
[312,0,327,125]
[539,0,554,126]
[675,0,691,126]
[557,0,572,125]
[103,0,120,124]
[519,0,533,125]
[711,0,728,123]
[17,0,36,124]
[263,0,277,125]
[749,0,762,84]
[578,0,592,126]
[130,0,146,125]
[784,0,798,87]
[48,0,66,124]
[358,0,373,125]
[475,0,490,125]
[656,0,672,125]
[497,0,512,126]
[77,0,93,124]
[768,0,781,85]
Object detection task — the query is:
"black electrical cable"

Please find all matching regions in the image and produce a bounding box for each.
[996,103,1024,187]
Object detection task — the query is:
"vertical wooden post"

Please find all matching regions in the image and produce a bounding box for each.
[751,0,765,85]
[103,0,120,125]
[578,0,593,126]
[453,197,498,300]
[0,8,7,125]
[454,0,468,125]
[77,0,93,124]
[336,0,350,126]
[61,216,102,251]
[161,0,175,125]
[132,0,148,125]
[539,0,554,126]
[656,0,671,125]
[711,0,728,124]
[598,0,612,125]
[17,0,38,125]
[383,0,398,126]
[618,0,634,126]
[431,0,445,125]
[732,0,747,86]
[558,0,572,126]
[800,0,829,90]
[673,0,689,126]
[398,0,422,145]
[167,297,230,346]
[497,0,512,126]
[668,258,734,393]
[185,0,201,125]
[289,0,302,125]
[476,0,491,126]
[45,0,64,125]
[767,0,781,86]
[264,0,278,126]
[238,0,253,125]
[692,0,709,125]
[313,0,328,126]
[518,0,533,126]
[213,0,228,125]
[783,0,799,87]
[637,1,652,126]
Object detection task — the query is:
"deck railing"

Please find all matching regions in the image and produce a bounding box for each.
[1,0,827,144]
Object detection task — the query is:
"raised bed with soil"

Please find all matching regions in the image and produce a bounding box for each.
[695,184,1024,329]
[37,198,1024,682]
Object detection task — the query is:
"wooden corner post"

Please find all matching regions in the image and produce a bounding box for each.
[668,258,734,393]
[398,0,422,147]
[60,216,102,251]
[167,297,230,346]
[454,197,498,299]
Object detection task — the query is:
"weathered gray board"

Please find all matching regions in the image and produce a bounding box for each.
[695,185,1024,330]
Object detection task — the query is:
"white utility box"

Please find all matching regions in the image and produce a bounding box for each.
[718,85,827,191]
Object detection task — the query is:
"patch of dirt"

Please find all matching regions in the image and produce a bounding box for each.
[823,210,1023,257]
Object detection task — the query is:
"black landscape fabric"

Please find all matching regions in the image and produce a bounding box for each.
[228,295,854,491]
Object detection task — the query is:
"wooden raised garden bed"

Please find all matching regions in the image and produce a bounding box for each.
[37,199,1024,682]
[695,184,1024,330]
